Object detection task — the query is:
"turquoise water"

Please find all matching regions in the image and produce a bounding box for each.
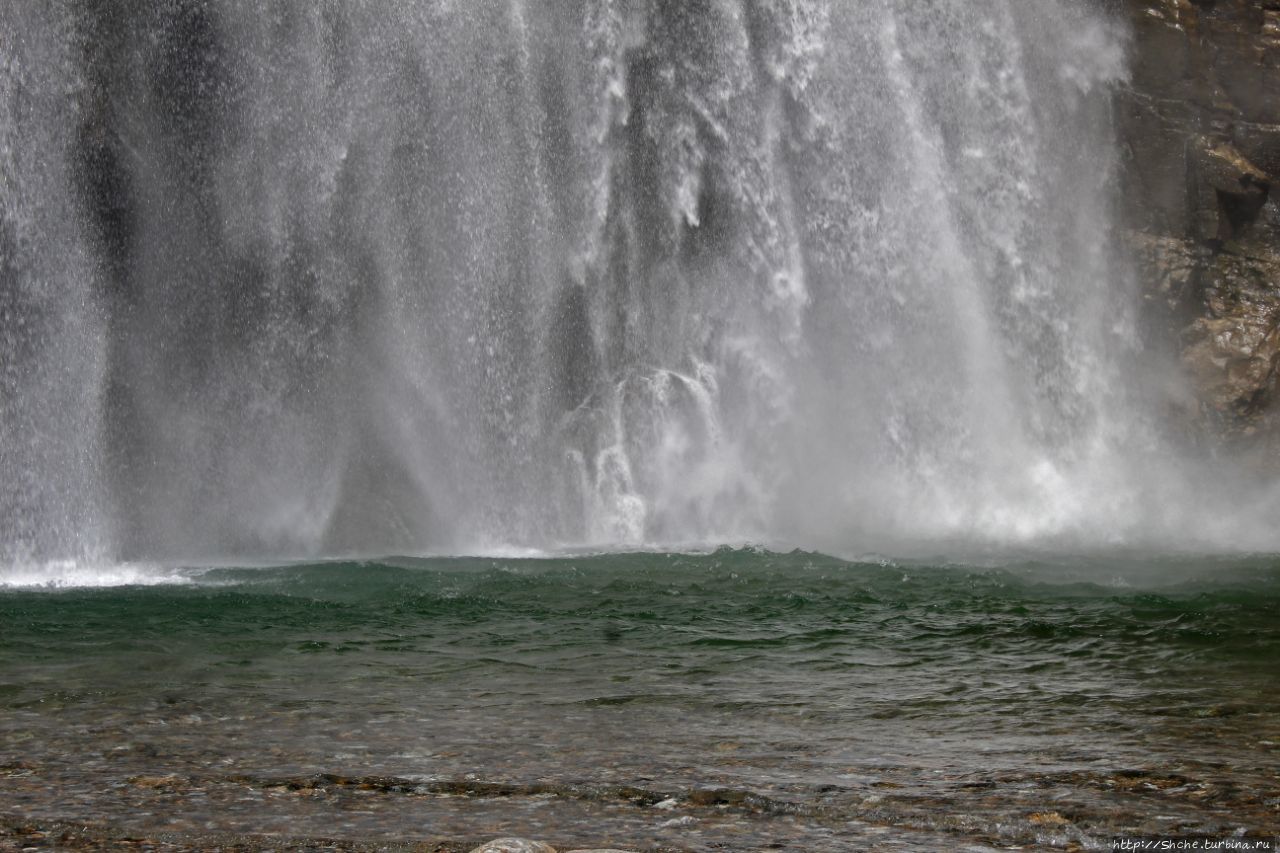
[2,549,1278,850]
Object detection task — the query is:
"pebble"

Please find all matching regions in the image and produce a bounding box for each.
[469,840,557,853]
[468,840,638,853]
[659,815,698,828]
[1029,811,1069,826]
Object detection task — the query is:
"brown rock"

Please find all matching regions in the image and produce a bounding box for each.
[1029,811,1071,826]
[1116,93,1196,234]
[1127,2,1195,97]
[1190,139,1271,243]
[1180,246,1280,433]
[1232,121,1280,182]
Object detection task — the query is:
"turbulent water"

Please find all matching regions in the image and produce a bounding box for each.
[2,551,1278,849]
[9,0,1267,571]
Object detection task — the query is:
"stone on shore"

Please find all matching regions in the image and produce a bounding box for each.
[468,839,557,853]
[467,841,639,853]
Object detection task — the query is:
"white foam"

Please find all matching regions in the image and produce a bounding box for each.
[0,559,194,590]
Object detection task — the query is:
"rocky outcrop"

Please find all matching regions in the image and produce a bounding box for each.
[1119,0,1280,455]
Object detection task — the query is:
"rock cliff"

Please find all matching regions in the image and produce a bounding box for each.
[1119,0,1280,457]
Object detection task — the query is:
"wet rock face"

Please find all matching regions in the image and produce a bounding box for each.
[1182,243,1280,430]
[1120,0,1280,455]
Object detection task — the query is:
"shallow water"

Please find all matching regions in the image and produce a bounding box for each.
[2,549,1278,850]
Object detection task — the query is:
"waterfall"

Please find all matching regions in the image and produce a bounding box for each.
[1,0,1217,566]
[1,5,107,565]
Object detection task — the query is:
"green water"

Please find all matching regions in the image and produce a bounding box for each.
[2,549,1278,850]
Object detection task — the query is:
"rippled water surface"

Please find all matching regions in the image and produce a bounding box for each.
[2,550,1278,850]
